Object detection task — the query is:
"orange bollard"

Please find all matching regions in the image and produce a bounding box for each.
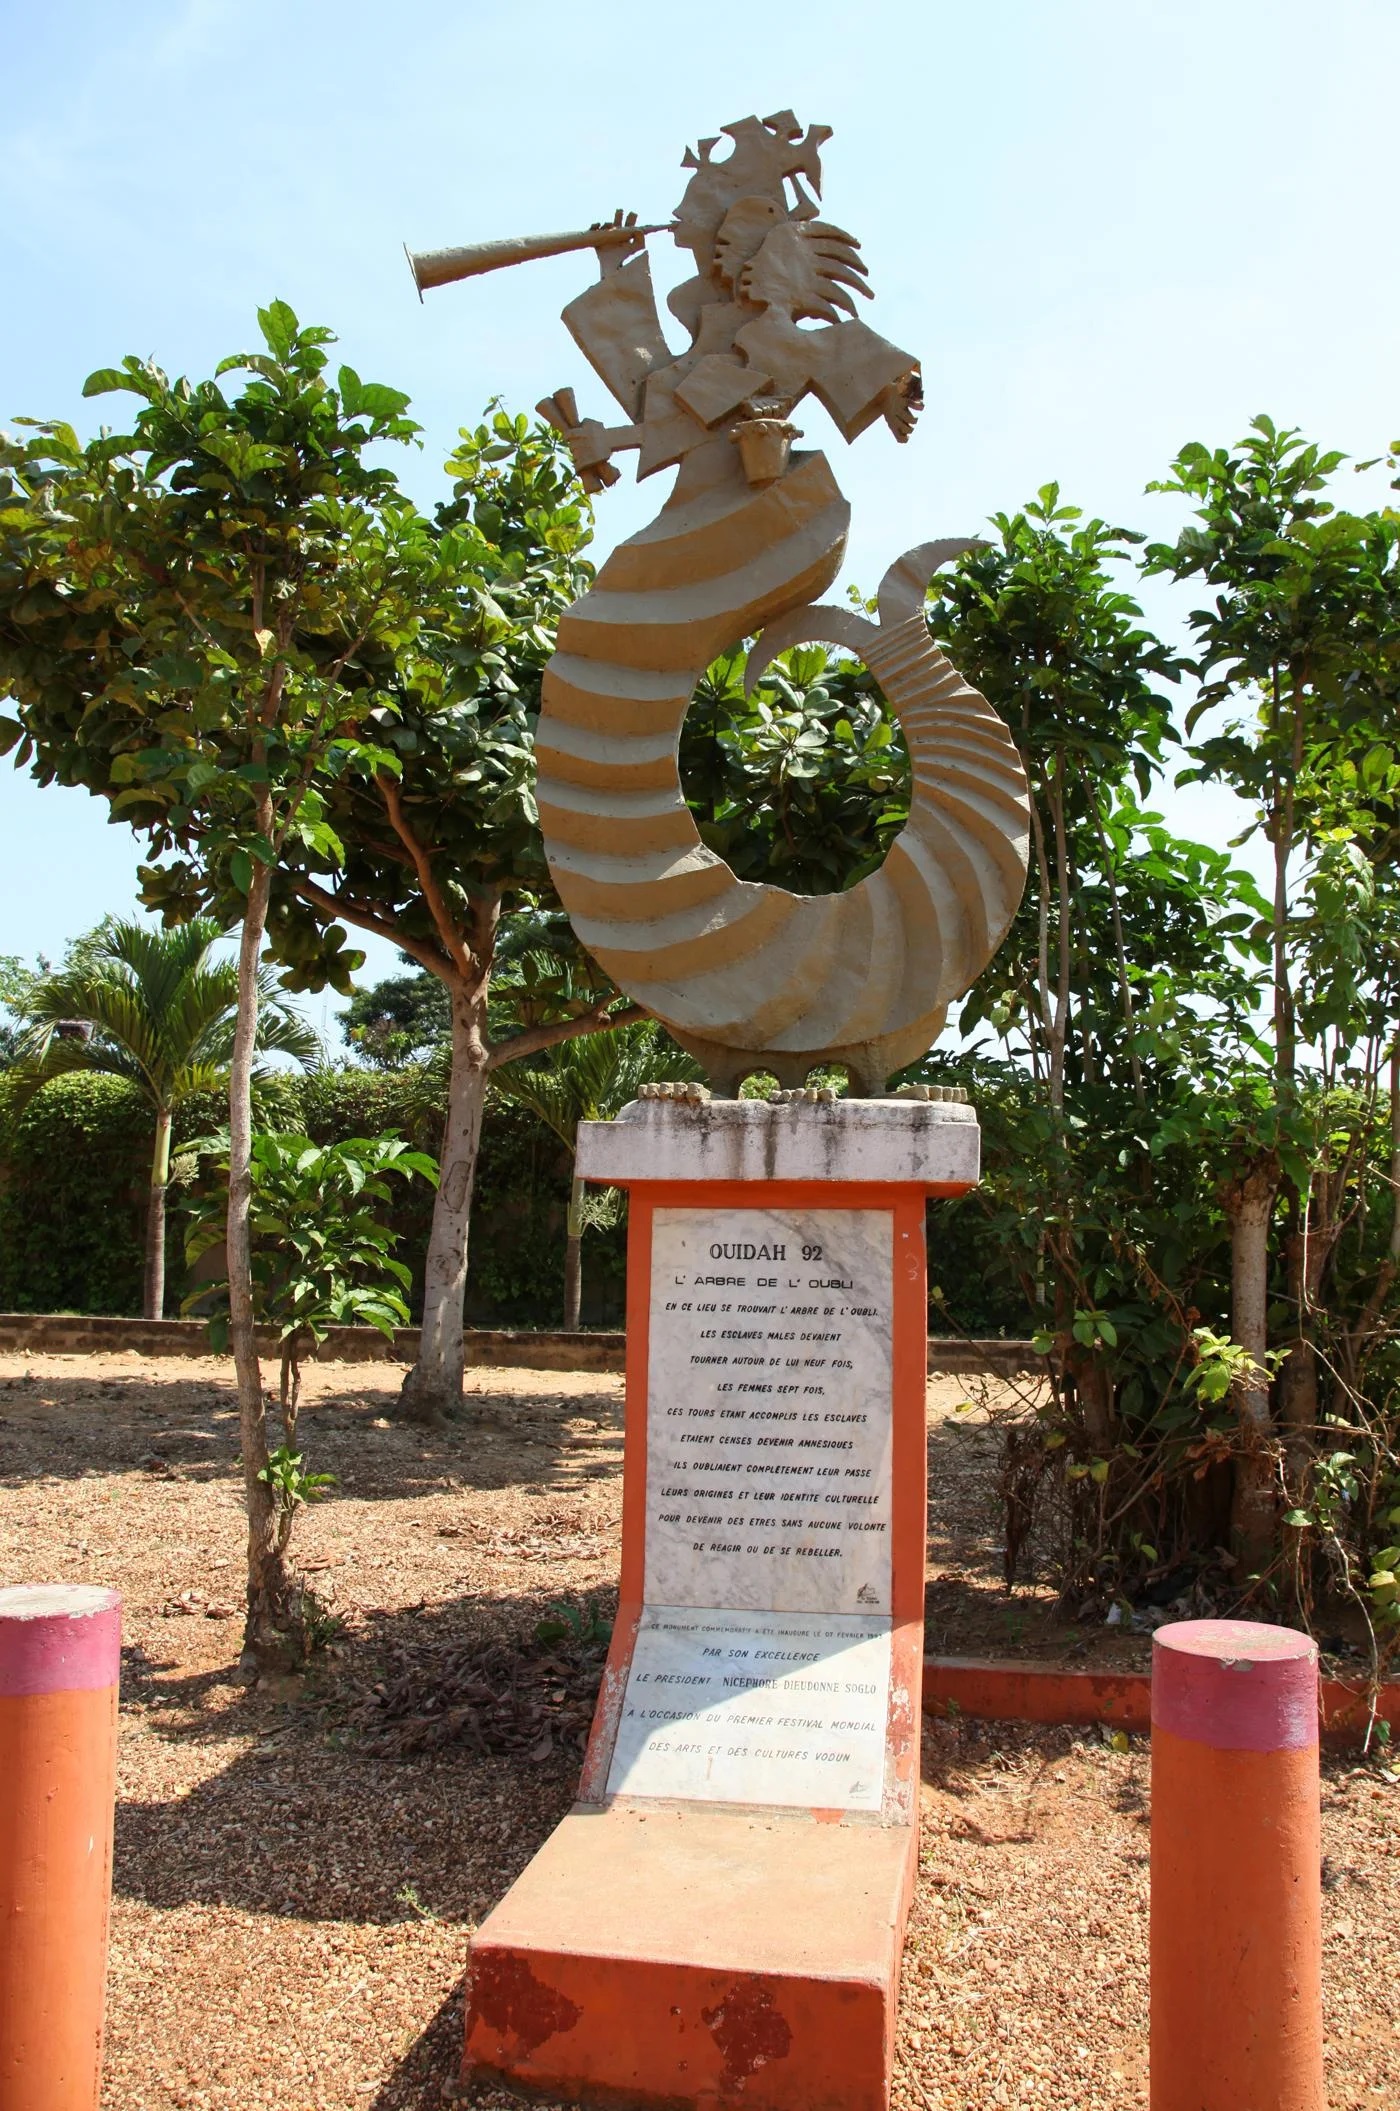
[0,1584,122,2111]
[1150,1618,1324,2111]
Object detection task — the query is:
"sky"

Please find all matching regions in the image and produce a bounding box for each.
[2,0,1398,1037]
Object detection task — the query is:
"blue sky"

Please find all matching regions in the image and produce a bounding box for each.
[3,0,1398,1030]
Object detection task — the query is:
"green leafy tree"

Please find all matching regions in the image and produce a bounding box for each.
[0,955,35,1066]
[1145,416,1400,1565]
[494,1021,699,1325]
[340,963,451,1069]
[907,495,1287,1602]
[930,489,1183,1114]
[925,497,1196,1438]
[264,411,644,1423]
[184,1129,437,1432]
[9,917,317,1318]
[0,301,435,1663]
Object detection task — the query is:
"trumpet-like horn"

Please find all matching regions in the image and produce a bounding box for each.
[405,222,671,299]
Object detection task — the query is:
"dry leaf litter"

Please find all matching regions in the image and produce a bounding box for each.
[0,1352,1393,2110]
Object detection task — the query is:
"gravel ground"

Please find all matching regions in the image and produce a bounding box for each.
[0,1351,1394,2110]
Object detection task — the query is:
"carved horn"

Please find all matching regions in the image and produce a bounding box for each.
[405,223,670,301]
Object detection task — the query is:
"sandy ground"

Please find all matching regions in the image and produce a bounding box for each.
[0,1350,1394,2110]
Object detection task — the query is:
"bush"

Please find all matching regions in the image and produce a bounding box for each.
[0,1063,631,1326]
[0,1062,1020,1332]
[0,1072,151,1312]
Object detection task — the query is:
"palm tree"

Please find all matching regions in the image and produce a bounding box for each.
[13,919,319,1318]
[494,1021,699,1327]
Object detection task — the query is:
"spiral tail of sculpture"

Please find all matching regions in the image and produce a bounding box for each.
[535,451,1031,1094]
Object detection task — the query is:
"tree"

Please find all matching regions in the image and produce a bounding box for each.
[494,1020,699,1325]
[1145,417,1400,1564]
[340,962,451,1069]
[0,301,436,1664]
[261,410,646,1423]
[924,496,1195,1441]
[928,489,1183,1114]
[679,641,911,893]
[906,495,1280,1602]
[10,917,318,1317]
[0,955,35,1066]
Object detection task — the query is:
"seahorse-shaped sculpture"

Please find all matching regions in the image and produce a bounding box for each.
[423,113,1031,1093]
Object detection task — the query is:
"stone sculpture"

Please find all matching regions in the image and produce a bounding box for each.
[412,112,1030,1093]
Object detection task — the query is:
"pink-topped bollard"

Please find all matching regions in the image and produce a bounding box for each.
[1150,1618,1324,2111]
[0,1584,122,2111]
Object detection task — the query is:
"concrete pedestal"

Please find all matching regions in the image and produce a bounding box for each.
[463,1100,977,2109]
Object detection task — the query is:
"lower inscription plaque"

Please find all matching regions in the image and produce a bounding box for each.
[606,1606,892,1810]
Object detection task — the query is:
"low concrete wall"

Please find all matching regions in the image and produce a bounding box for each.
[0,1311,1043,1378]
[921,1654,1400,1745]
[0,1313,626,1372]
[927,1338,1045,1377]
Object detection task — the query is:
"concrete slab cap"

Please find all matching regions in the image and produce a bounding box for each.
[576,1098,979,1188]
[475,1804,913,1977]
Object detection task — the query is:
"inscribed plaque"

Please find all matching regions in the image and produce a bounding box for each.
[606,1605,892,1810]
[645,1207,894,1615]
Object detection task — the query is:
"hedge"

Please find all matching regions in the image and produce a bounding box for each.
[0,1065,626,1327]
[0,1066,1020,1334]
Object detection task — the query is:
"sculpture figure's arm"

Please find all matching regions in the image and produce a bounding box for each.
[560,218,675,422]
[537,389,641,493]
[805,319,923,444]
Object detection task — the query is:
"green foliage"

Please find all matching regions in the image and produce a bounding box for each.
[263,406,596,993]
[10,917,317,1108]
[0,1055,637,1317]
[493,1020,698,1148]
[183,1129,438,1397]
[1181,1329,1281,1405]
[4,916,320,1316]
[0,1062,635,1327]
[0,303,467,1642]
[0,1071,153,1311]
[0,955,35,1066]
[679,643,910,893]
[257,1445,338,1556]
[494,1020,700,1320]
[534,1596,613,1649]
[1147,417,1399,782]
[0,1061,292,1317]
[0,303,430,975]
[901,445,1400,1645]
[340,965,451,1068]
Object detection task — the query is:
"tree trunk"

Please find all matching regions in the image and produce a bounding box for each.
[1344,1043,1400,1385]
[564,1172,585,1330]
[1224,1164,1280,1574]
[229,861,294,1669]
[1279,1187,1326,1470]
[1075,1354,1114,1450]
[1047,762,1072,1113]
[143,1105,173,1320]
[398,977,490,1424]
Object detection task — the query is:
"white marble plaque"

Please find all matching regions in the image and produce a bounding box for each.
[644,1208,893,1615]
[606,1606,892,1810]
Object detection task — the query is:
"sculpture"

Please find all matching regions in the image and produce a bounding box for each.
[411,112,1030,1094]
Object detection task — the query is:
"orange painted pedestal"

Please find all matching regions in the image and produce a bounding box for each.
[464,1101,975,2109]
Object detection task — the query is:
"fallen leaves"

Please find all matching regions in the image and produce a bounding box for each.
[159,1588,236,1619]
[0,1353,1394,2111]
